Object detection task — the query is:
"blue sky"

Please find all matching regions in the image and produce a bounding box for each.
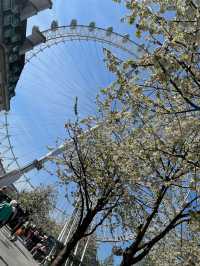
[4,1,137,263]
[7,0,136,183]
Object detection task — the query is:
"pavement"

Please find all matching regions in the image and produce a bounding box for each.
[0,227,38,266]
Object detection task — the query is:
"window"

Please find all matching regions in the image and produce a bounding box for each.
[2,0,13,11]
[3,28,14,38]
[11,34,21,43]
[12,16,20,27]
[12,46,20,53]
[9,54,18,63]
[3,15,12,26]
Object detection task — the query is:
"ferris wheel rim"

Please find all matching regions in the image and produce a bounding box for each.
[26,37,136,63]
[42,24,142,48]
[25,24,144,63]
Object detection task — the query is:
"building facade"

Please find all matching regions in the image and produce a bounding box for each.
[0,0,52,110]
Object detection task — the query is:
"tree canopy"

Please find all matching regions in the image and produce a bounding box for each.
[52,0,200,265]
[17,185,60,237]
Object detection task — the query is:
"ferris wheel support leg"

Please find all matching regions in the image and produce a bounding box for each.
[0,159,43,187]
[0,141,68,186]
[79,235,90,266]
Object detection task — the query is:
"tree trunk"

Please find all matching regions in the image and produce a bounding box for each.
[120,246,147,266]
[120,250,135,266]
[52,210,95,266]
[51,234,80,266]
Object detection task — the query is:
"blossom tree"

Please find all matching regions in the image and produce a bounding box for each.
[52,1,200,264]
[51,117,126,265]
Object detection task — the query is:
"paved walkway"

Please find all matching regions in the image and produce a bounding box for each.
[0,227,37,266]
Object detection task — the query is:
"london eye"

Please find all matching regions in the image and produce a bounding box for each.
[0,19,143,263]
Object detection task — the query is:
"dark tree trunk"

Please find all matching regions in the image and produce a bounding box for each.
[120,249,135,266]
[120,258,134,266]
[51,233,81,266]
[52,210,95,266]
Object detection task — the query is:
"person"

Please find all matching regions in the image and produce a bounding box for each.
[30,229,43,250]
[23,219,33,238]
[9,209,30,241]
[25,224,36,247]
[0,186,7,193]
[25,226,42,250]
[30,234,48,252]
[41,235,48,245]
[0,187,8,203]
[31,243,48,263]
[31,242,43,254]
[6,202,20,228]
[0,200,18,227]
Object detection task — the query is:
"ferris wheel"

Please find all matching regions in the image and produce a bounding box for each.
[0,21,143,245]
[0,20,143,184]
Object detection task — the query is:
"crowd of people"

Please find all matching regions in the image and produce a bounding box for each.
[0,186,57,265]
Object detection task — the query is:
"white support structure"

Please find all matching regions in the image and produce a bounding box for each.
[0,122,101,187]
[20,0,52,21]
[0,141,67,187]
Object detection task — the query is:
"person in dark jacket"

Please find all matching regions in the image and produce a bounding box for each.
[0,200,18,227]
